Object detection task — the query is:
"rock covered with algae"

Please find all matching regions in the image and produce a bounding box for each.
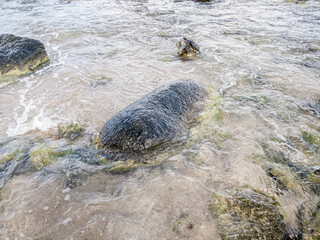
[176,38,200,60]
[57,123,84,141]
[210,189,287,240]
[97,80,208,152]
[0,138,32,189]
[0,34,49,77]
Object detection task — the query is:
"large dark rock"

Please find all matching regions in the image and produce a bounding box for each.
[97,80,208,152]
[0,34,49,77]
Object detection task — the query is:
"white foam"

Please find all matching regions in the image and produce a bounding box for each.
[7,107,58,137]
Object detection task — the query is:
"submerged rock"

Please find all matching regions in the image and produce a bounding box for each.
[0,34,49,77]
[211,189,286,240]
[57,123,84,141]
[29,143,72,170]
[0,138,32,189]
[97,80,208,152]
[176,38,200,60]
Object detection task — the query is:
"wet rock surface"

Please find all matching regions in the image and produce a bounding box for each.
[57,123,84,141]
[97,80,208,153]
[0,138,32,188]
[176,38,200,60]
[0,34,49,77]
[211,189,287,240]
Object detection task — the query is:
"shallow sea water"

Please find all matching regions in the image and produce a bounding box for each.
[0,0,319,239]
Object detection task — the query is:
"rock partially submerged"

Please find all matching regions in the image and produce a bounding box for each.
[211,189,287,240]
[57,123,84,141]
[0,34,49,77]
[176,38,200,60]
[0,138,32,189]
[97,80,208,152]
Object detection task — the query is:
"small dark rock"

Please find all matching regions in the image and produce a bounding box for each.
[0,34,49,77]
[284,226,303,240]
[57,123,84,141]
[66,168,89,188]
[312,166,320,175]
[176,38,200,60]
[307,99,320,117]
[297,170,308,179]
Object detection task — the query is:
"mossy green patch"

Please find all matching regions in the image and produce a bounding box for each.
[108,164,139,174]
[190,87,230,145]
[104,160,142,174]
[91,75,112,81]
[303,131,320,146]
[0,150,19,165]
[202,87,224,123]
[260,143,291,165]
[0,138,31,165]
[302,131,320,154]
[29,143,72,170]
[0,56,49,78]
[265,165,301,191]
[232,95,271,104]
[58,123,84,141]
[210,189,286,240]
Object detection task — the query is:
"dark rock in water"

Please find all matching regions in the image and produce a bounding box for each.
[57,123,84,141]
[176,38,200,60]
[66,168,90,189]
[308,99,320,117]
[0,34,49,77]
[312,166,320,175]
[284,227,303,240]
[97,80,208,152]
[0,138,32,189]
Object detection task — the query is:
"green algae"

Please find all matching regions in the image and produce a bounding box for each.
[91,75,112,81]
[106,161,141,174]
[301,131,320,156]
[260,142,292,166]
[296,201,320,239]
[252,144,303,192]
[232,95,271,105]
[0,150,19,165]
[265,165,302,191]
[303,131,320,146]
[202,87,224,123]
[190,87,230,145]
[0,138,31,165]
[29,143,72,170]
[57,122,84,141]
[0,56,50,78]
[210,189,286,240]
